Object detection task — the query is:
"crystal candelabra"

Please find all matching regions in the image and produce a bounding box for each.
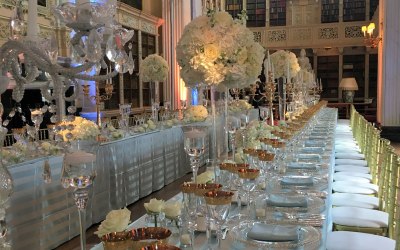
[265,71,277,126]
[82,81,113,126]
[1,0,134,122]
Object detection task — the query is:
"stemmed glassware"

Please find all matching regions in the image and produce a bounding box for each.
[182,125,207,183]
[237,168,260,216]
[259,106,270,122]
[204,190,234,248]
[61,140,99,250]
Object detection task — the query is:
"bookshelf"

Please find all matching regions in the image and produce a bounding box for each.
[343,0,366,22]
[246,0,266,27]
[226,0,243,19]
[343,55,365,99]
[270,0,286,26]
[317,56,339,99]
[370,0,379,20]
[369,54,378,99]
[321,0,339,23]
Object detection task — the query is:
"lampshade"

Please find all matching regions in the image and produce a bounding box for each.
[339,77,358,90]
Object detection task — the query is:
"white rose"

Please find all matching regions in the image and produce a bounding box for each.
[203,43,220,62]
[144,198,165,213]
[95,208,131,237]
[196,171,214,184]
[163,201,182,218]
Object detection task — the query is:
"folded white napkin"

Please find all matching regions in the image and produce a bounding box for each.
[301,147,324,154]
[281,176,314,186]
[287,162,317,170]
[267,194,308,208]
[297,154,322,163]
[247,224,300,242]
[305,140,326,147]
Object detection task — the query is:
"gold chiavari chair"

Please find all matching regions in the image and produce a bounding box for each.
[327,152,400,250]
[332,141,395,236]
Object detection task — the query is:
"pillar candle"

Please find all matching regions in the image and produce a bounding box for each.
[286,59,290,84]
[27,0,38,41]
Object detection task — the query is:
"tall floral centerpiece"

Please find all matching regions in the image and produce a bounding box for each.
[177,10,264,165]
[140,54,169,119]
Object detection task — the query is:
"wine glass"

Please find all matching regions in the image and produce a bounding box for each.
[204,190,233,248]
[61,140,99,250]
[260,106,270,122]
[182,125,207,183]
[237,168,260,216]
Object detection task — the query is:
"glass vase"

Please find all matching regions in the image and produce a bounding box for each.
[61,139,99,250]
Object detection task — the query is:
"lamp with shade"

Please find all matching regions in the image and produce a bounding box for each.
[339,77,358,103]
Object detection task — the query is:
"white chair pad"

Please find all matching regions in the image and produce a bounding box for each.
[334,165,370,174]
[332,181,378,194]
[337,119,351,125]
[335,152,365,160]
[334,172,372,181]
[326,231,395,250]
[332,207,388,228]
[335,148,362,154]
[332,193,379,209]
[333,174,370,183]
[335,144,361,152]
[335,159,368,167]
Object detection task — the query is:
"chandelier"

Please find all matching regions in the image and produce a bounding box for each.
[0,0,134,122]
[361,22,382,48]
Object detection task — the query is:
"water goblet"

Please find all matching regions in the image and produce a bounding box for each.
[259,106,270,122]
[61,140,99,250]
[182,125,207,183]
[237,168,260,216]
[204,190,234,248]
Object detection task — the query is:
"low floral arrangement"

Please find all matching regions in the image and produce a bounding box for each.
[144,198,165,227]
[1,147,25,165]
[268,50,300,79]
[184,105,208,122]
[163,118,180,128]
[163,201,182,219]
[196,171,215,184]
[58,116,100,141]
[95,208,131,237]
[236,120,275,149]
[176,11,264,88]
[132,119,158,133]
[229,99,253,113]
[106,125,124,140]
[140,54,169,82]
[40,141,62,155]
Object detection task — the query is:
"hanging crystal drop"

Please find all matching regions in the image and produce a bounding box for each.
[41,105,48,113]
[114,49,128,66]
[106,36,117,62]
[67,106,76,114]
[21,116,26,122]
[8,110,15,118]
[50,114,58,123]
[86,30,103,63]
[1,120,9,127]
[48,104,57,113]
[127,43,135,75]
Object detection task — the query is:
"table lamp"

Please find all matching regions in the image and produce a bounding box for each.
[339,77,358,103]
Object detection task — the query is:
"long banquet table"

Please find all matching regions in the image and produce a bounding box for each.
[5,120,227,250]
[92,107,338,250]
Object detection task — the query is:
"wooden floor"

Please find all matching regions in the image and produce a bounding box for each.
[55,170,199,250]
